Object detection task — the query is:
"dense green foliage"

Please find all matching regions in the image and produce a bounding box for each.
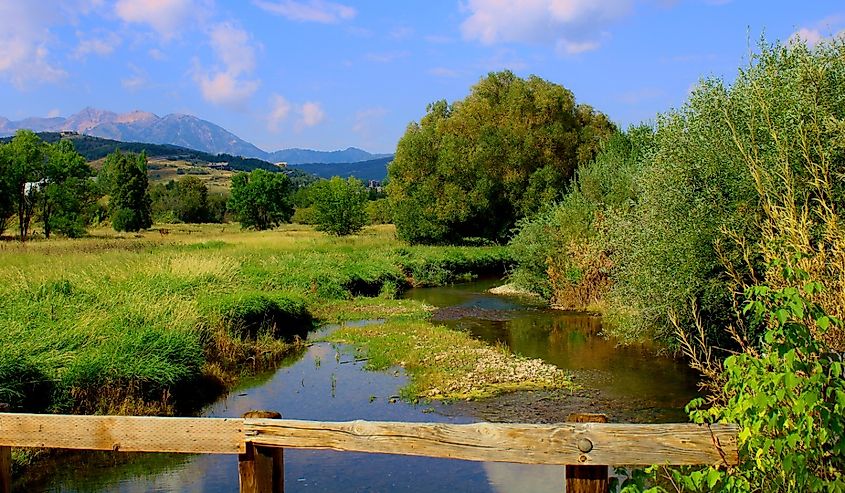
[510,128,652,305]
[0,131,96,239]
[311,176,369,236]
[388,70,614,244]
[103,151,153,232]
[150,177,226,223]
[228,169,293,230]
[41,140,96,238]
[366,197,392,225]
[619,271,845,492]
[510,39,845,349]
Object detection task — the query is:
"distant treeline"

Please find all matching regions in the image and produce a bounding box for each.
[0,131,390,239]
[0,132,318,186]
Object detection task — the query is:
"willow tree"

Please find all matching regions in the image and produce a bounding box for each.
[387,70,614,244]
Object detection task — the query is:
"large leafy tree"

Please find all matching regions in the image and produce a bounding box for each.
[6,130,47,241]
[228,169,293,230]
[150,177,214,223]
[388,70,614,244]
[312,176,368,236]
[41,139,94,238]
[104,150,152,232]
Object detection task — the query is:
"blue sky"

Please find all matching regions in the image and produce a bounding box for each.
[0,1,842,153]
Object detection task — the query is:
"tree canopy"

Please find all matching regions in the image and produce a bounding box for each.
[228,169,293,230]
[312,176,369,236]
[387,70,615,244]
[103,150,152,232]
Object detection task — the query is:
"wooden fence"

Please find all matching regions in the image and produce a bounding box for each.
[0,411,738,493]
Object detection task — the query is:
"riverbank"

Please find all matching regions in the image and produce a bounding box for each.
[0,225,517,413]
[1,224,542,471]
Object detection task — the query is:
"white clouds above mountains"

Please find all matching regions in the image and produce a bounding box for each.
[253,0,356,24]
[0,2,76,87]
[74,31,121,59]
[300,102,325,127]
[460,0,631,55]
[114,0,210,40]
[267,94,292,132]
[194,23,261,107]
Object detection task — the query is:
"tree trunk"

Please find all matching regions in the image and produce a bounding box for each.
[17,183,25,242]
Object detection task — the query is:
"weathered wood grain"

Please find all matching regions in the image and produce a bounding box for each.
[0,414,244,454]
[244,419,739,466]
[0,446,10,493]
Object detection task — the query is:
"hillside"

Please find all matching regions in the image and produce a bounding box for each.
[289,156,392,181]
[2,132,318,188]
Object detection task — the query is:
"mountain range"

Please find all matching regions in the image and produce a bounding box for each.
[0,108,392,165]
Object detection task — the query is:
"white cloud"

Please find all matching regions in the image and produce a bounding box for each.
[789,28,823,47]
[0,2,76,88]
[47,108,62,118]
[267,94,292,131]
[196,72,260,106]
[148,48,166,60]
[556,38,600,55]
[208,22,257,75]
[121,63,148,91]
[73,31,121,59]
[352,107,387,134]
[193,23,261,107]
[790,15,845,48]
[114,0,208,40]
[253,0,355,23]
[460,0,632,55]
[299,102,325,127]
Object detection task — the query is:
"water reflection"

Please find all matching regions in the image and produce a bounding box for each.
[30,321,565,492]
[29,280,698,492]
[405,279,700,422]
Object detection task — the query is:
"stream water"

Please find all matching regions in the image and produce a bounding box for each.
[25,280,700,493]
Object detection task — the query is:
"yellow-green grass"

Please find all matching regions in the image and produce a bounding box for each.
[0,224,513,415]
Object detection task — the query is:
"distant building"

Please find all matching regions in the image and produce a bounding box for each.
[24,179,49,195]
[367,180,381,189]
[274,161,288,168]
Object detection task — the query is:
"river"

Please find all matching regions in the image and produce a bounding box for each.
[24,280,699,492]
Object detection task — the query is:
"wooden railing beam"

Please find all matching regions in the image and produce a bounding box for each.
[243,418,739,466]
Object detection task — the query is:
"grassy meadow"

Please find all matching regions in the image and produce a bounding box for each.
[0,223,566,420]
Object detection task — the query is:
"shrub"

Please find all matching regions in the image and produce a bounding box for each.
[620,275,845,493]
[509,128,651,307]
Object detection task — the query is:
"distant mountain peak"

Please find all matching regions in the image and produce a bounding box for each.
[0,107,391,164]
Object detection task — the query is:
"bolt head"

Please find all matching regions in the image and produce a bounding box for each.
[577,438,593,453]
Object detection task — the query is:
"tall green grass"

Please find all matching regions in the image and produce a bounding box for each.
[0,225,510,413]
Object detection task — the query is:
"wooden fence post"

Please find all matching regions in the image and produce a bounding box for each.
[239,411,284,493]
[565,413,609,493]
[0,446,10,493]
